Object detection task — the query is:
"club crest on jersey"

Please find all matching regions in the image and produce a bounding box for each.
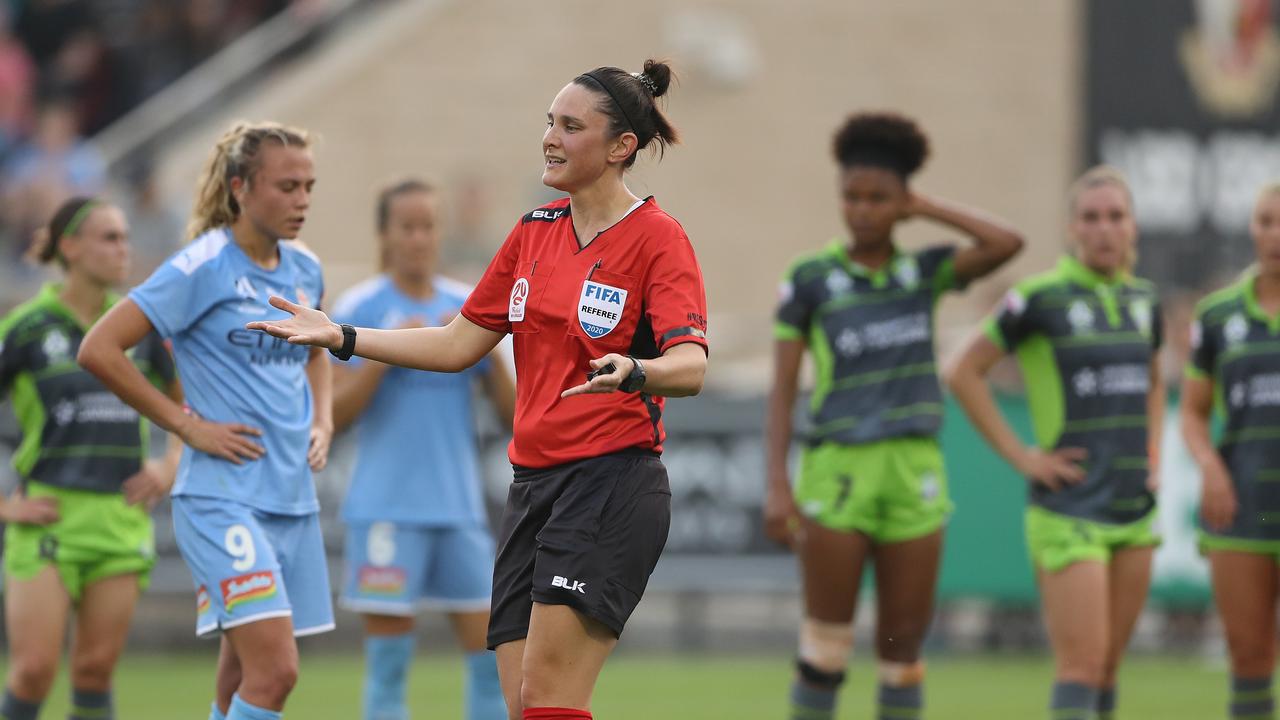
[509,277,530,322]
[578,280,628,339]
[1224,313,1249,347]
[893,257,920,290]
[42,329,70,362]
[825,270,852,298]
[1129,298,1153,337]
[1067,300,1095,334]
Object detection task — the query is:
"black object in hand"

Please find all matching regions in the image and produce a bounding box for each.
[586,363,617,381]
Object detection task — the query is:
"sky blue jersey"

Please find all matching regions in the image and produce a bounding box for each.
[130,228,325,515]
[332,274,490,526]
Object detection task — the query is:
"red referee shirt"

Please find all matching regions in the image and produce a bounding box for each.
[461,196,709,468]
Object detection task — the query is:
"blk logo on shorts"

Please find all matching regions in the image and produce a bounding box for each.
[552,575,587,594]
[38,534,58,561]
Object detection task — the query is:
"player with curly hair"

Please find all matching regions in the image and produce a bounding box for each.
[766,112,1023,720]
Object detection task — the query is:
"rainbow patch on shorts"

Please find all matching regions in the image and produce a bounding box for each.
[220,571,277,612]
[196,585,211,615]
[358,565,406,597]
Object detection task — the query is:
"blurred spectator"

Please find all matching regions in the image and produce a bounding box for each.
[0,5,34,160]
[15,0,93,68]
[2,97,105,259]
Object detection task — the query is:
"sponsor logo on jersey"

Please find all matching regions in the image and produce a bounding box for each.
[41,328,70,362]
[53,399,76,426]
[1130,298,1153,337]
[833,313,929,359]
[358,565,407,597]
[221,571,277,612]
[523,208,567,223]
[578,281,628,339]
[1067,300,1095,334]
[1224,312,1249,346]
[196,585,211,615]
[552,575,587,594]
[509,278,529,322]
[1072,364,1149,397]
[825,270,852,298]
[893,257,920,290]
[1233,373,1280,408]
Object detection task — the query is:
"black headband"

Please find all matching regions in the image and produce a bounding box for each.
[583,71,638,135]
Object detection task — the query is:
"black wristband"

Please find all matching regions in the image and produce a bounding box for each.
[329,323,357,361]
[618,355,647,393]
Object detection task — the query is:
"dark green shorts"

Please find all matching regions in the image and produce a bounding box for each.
[4,481,155,601]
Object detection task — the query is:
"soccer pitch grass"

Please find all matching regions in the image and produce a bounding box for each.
[26,652,1226,718]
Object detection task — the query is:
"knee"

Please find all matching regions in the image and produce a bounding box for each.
[796,618,854,688]
[876,623,927,661]
[8,651,60,698]
[1056,656,1106,686]
[69,649,117,691]
[242,658,298,705]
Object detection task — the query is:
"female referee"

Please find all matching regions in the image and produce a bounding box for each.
[332,178,515,720]
[79,121,333,720]
[946,166,1163,720]
[766,112,1023,720]
[1183,182,1280,720]
[0,197,180,720]
[245,60,707,720]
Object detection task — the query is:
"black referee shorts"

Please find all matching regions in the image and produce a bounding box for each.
[487,448,672,649]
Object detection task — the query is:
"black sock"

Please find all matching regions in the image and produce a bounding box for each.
[0,689,41,720]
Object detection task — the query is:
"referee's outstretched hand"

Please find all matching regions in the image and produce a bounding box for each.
[246,296,342,351]
[562,354,634,398]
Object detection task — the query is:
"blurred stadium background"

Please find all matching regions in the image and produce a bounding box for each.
[2,0,1279,716]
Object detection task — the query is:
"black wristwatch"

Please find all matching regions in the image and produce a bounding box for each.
[329,323,357,361]
[618,355,647,393]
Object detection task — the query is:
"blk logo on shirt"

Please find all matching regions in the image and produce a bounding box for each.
[578,281,628,338]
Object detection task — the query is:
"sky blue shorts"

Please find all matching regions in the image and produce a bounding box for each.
[340,521,495,616]
[173,495,334,637]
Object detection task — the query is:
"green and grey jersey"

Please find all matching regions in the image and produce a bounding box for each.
[983,256,1161,524]
[0,283,175,493]
[1187,269,1280,540]
[775,241,964,446]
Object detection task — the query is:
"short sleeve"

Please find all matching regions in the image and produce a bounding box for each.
[1186,307,1216,380]
[645,232,708,354]
[0,319,20,396]
[982,285,1035,352]
[917,245,964,299]
[1150,299,1164,351]
[128,255,217,338]
[460,223,522,335]
[774,264,815,342]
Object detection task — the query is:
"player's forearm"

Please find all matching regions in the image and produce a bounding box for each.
[79,341,190,436]
[332,361,389,432]
[1146,361,1166,472]
[765,384,797,485]
[947,366,1030,471]
[640,344,706,397]
[348,323,490,373]
[307,347,333,431]
[1180,403,1219,469]
[917,194,1023,279]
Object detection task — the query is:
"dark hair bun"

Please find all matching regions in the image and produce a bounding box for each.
[832,112,929,178]
[642,59,673,98]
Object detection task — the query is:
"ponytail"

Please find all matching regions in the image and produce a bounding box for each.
[187,121,312,241]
